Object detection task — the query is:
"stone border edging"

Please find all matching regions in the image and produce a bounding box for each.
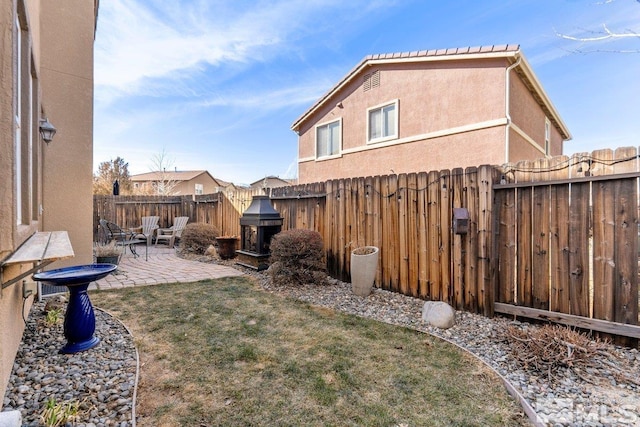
[425,331,544,427]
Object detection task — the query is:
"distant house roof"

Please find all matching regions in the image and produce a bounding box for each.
[131,170,223,186]
[291,44,571,140]
[249,176,295,188]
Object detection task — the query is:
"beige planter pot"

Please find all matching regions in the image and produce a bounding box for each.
[350,246,379,297]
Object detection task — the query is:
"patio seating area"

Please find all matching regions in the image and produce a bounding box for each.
[91,244,243,291]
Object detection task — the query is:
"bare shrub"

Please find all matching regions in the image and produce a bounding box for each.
[180,223,220,254]
[503,324,607,372]
[268,229,326,286]
[500,323,640,387]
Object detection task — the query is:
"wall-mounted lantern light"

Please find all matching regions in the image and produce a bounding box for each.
[39,118,57,144]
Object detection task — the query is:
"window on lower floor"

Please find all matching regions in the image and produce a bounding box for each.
[316,119,341,159]
[367,100,398,143]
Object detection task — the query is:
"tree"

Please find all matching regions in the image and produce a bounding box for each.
[93,157,132,195]
[146,148,179,196]
[556,0,640,53]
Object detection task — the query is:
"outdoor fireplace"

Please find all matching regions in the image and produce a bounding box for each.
[236,195,283,270]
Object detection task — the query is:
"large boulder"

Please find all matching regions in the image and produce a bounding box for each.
[421,301,456,329]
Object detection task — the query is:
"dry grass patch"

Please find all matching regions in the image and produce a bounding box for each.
[91,277,529,426]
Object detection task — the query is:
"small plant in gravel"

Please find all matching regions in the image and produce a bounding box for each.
[268,229,326,286]
[43,308,63,327]
[179,223,220,254]
[40,398,81,427]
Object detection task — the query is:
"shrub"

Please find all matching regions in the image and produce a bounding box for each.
[180,223,220,254]
[268,229,326,286]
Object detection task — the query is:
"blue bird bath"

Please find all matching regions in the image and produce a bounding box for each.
[33,264,117,354]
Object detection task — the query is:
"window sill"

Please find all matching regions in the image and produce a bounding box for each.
[315,153,342,162]
[367,135,398,145]
[1,231,74,290]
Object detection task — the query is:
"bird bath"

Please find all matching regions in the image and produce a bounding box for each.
[33,264,117,354]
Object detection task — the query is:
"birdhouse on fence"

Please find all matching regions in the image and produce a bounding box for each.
[452,208,469,235]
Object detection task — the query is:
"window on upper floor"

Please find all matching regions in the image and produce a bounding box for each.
[15,9,39,227]
[195,183,203,195]
[544,117,551,155]
[367,100,398,144]
[315,119,341,159]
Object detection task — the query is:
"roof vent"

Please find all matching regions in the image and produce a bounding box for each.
[363,70,380,92]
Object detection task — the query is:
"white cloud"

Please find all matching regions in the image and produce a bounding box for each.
[95,0,392,99]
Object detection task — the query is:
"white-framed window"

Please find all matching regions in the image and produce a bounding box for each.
[315,118,341,159]
[544,117,551,154]
[195,183,203,195]
[367,99,398,144]
[16,16,22,225]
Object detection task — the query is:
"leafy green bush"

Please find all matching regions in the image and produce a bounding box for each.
[268,229,326,286]
[180,223,220,254]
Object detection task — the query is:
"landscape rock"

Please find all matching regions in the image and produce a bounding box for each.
[421,301,456,329]
[204,244,219,259]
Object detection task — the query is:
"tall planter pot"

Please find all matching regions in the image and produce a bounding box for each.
[350,246,379,297]
[216,237,238,260]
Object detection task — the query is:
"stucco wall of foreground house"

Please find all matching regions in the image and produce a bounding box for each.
[0,266,36,408]
[299,126,506,183]
[40,0,95,268]
[1,0,96,405]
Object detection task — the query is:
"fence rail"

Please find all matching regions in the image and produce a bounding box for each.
[93,147,640,345]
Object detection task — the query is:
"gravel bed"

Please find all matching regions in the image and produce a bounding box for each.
[3,255,640,426]
[2,300,137,427]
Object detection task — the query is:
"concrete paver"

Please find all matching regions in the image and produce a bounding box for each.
[92,245,244,290]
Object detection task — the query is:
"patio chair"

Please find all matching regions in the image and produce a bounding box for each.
[155,216,189,247]
[131,216,159,246]
[99,219,146,259]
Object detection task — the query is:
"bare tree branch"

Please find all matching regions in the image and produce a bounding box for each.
[556,24,639,42]
[555,1,640,53]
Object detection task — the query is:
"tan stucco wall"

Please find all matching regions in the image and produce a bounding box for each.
[0,5,16,256]
[40,0,95,267]
[509,72,563,158]
[1,0,95,403]
[174,175,220,195]
[299,126,506,182]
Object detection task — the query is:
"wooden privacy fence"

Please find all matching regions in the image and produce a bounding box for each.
[270,169,497,316]
[94,188,265,241]
[93,147,640,343]
[493,147,640,343]
[94,168,497,315]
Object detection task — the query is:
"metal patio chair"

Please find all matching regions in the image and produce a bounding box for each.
[99,219,147,260]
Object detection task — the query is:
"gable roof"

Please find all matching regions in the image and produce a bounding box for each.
[291,44,571,140]
[131,170,222,185]
[249,176,295,188]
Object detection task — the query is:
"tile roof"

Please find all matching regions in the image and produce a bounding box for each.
[291,44,522,132]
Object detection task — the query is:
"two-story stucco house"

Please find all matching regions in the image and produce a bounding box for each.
[0,0,97,410]
[131,170,225,195]
[291,45,571,183]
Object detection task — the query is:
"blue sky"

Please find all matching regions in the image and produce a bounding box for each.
[94,0,640,185]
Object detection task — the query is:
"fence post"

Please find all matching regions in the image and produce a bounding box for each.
[478,165,498,317]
